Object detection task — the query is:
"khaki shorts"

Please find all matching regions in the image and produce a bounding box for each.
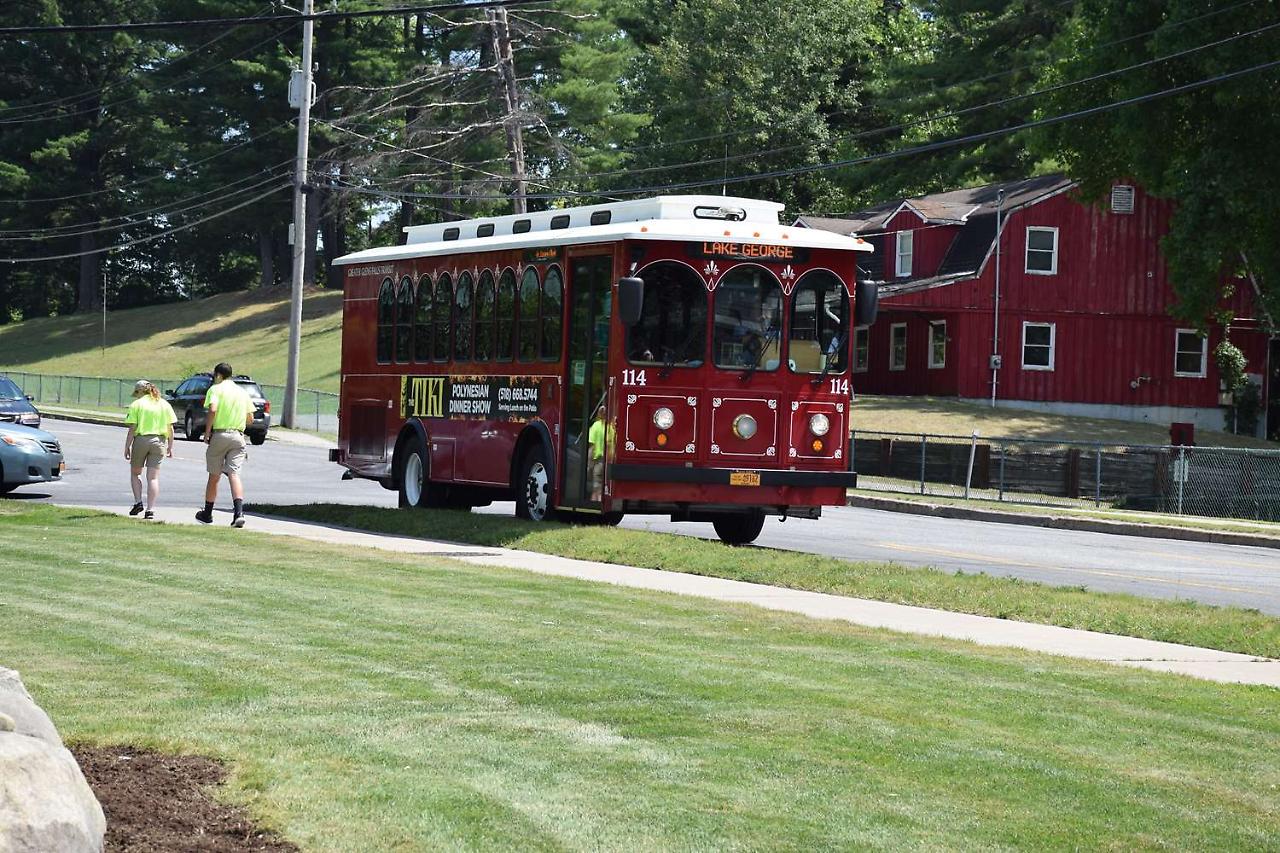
[131,435,167,469]
[206,430,248,475]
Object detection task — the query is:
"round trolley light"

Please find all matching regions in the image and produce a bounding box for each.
[653,407,675,430]
[733,414,758,440]
[812,439,824,452]
[656,433,669,447]
[808,413,831,436]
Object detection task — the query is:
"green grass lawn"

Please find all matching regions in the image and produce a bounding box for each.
[0,288,343,392]
[252,503,1280,660]
[2,504,1278,850]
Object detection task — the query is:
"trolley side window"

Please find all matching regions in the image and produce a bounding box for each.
[496,269,517,361]
[414,274,433,362]
[713,265,782,371]
[542,266,563,360]
[376,277,394,364]
[788,270,849,374]
[394,276,414,364]
[518,268,540,362]
[432,273,452,362]
[626,261,707,368]
[454,271,474,362]
[475,270,495,362]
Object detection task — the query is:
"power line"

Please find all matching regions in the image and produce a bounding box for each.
[0,0,556,36]
[336,56,1280,202]
[0,185,289,264]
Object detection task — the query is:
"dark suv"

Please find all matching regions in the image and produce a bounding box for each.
[166,373,271,445]
[0,376,41,428]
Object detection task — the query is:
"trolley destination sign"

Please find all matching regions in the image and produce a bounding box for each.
[687,241,810,263]
[401,374,541,422]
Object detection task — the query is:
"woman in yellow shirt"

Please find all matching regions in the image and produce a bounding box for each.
[123,380,176,520]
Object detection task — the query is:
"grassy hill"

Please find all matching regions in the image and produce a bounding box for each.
[0,289,1271,447]
[0,288,344,393]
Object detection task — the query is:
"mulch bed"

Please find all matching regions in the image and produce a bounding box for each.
[71,745,298,852]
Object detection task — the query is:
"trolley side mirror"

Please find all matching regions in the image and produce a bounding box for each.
[854,279,878,327]
[618,276,644,326]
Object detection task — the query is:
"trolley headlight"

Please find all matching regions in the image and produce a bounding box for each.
[653,407,675,430]
[733,414,758,440]
[808,413,830,437]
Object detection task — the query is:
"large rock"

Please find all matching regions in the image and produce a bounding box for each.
[0,666,105,853]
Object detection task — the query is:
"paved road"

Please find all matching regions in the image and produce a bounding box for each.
[24,417,1280,615]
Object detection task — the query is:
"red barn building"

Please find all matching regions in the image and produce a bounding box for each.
[798,176,1277,441]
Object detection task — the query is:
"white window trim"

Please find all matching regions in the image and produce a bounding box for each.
[895,230,913,278]
[928,320,946,369]
[853,325,869,373]
[1173,328,1208,378]
[889,322,907,371]
[1025,226,1059,275]
[1021,321,1056,371]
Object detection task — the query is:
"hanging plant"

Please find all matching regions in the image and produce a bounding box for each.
[1214,339,1248,392]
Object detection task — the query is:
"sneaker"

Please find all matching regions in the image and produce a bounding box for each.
[231,514,245,529]
[195,509,214,524]
[144,510,154,520]
[129,502,144,516]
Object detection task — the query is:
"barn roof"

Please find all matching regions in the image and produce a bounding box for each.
[794,174,1077,284]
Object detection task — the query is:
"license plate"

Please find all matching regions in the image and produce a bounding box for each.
[729,471,760,487]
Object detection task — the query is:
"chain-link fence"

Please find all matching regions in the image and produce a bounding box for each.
[852,430,1280,522]
[4,371,338,434]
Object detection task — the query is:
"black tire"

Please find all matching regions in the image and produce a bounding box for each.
[396,435,435,509]
[0,483,15,496]
[599,511,624,526]
[712,510,766,546]
[249,431,266,446]
[184,411,199,441]
[515,444,552,522]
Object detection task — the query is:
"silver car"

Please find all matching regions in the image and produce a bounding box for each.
[0,422,64,494]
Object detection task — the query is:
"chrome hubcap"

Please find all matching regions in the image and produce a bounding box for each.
[524,461,549,521]
[405,453,424,506]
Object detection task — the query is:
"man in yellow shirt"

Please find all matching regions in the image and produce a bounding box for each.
[196,362,254,527]
[123,379,176,520]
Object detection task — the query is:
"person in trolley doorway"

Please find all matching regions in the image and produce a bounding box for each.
[196,362,254,528]
[123,379,176,520]
[588,402,608,502]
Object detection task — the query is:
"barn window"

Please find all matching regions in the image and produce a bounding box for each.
[394,276,414,363]
[895,230,913,278]
[854,326,869,373]
[375,277,394,364]
[1022,322,1056,370]
[889,323,907,371]
[1174,329,1208,378]
[928,320,946,369]
[1025,227,1058,275]
[414,274,432,361]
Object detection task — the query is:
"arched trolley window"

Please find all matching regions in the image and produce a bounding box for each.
[713,265,783,371]
[454,271,474,362]
[474,270,496,362]
[432,273,452,362]
[394,276,414,363]
[375,277,394,364]
[495,269,517,361]
[625,262,707,369]
[517,267,540,362]
[414,274,433,362]
[788,270,849,374]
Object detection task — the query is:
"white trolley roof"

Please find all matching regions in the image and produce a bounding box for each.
[332,195,872,267]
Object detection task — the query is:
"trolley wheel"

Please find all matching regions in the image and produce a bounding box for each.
[712,510,765,546]
[515,444,552,522]
[396,435,441,509]
[184,412,199,441]
[599,511,624,527]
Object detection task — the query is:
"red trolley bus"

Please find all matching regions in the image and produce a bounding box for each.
[330,195,876,544]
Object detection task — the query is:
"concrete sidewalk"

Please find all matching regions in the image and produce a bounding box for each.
[74,503,1280,689]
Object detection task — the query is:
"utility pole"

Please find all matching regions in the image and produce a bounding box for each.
[283,0,315,429]
[488,6,526,214]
